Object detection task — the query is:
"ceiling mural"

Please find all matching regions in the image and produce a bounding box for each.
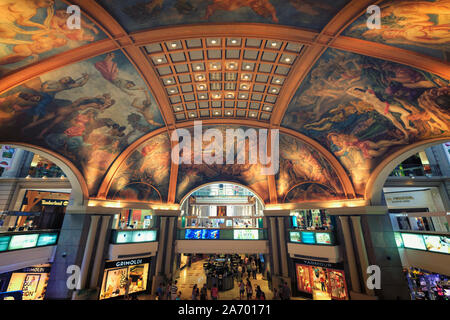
[175,125,270,203]
[98,0,349,32]
[0,50,164,194]
[276,133,345,202]
[343,0,450,61]
[106,132,171,202]
[0,0,106,76]
[282,48,450,195]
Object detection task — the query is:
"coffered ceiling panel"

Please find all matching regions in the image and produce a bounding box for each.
[144,37,304,122]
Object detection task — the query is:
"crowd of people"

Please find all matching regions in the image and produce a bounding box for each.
[155,254,292,300]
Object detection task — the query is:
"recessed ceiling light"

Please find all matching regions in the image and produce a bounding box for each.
[250,113,256,117]
[171,43,177,48]
[285,57,291,62]
[195,66,201,70]
[240,95,245,98]
[242,85,248,89]
[272,89,277,93]
[200,95,206,99]
[156,58,163,63]
[243,75,249,80]
[227,111,232,115]
[199,85,205,90]
[214,111,220,115]
[170,89,176,93]
[265,106,270,110]
[271,42,277,47]
[211,39,217,44]
[231,39,237,44]
[167,79,172,84]
[227,93,233,98]
[190,113,195,117]
[245,65,251,69]
[275,79,281,83]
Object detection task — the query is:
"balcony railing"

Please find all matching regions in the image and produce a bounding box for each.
[288,229,336,246]
[0,229,59,252]
[395,230,449,255]
[177,228,267,240]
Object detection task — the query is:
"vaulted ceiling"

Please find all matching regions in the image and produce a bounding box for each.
[0,0,449,205]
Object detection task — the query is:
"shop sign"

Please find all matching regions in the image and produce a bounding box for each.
[295,258,344,270]
[104,257,151,269]
[315,232,331,245]
[0,146,15,168]
[233,229,259,240]
[18,266,51,273]
[401,233,427,251]
[8,234,39,250]
[41,199,69,206]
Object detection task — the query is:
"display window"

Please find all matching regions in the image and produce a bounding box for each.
[405,267,449,300]
[290,209,333,231]
[6,265,51,300]
[99,258,150,300]
[295,261,348,300]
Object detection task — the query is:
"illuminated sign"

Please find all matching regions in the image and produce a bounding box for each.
[37,233,58,247]
[301,232,315,244]
[131,230,157,243]
[394,232,404,248]
[401,233,426,250]
[233,229,258,240]
[8,234,39,250]
[114,230,157,244]
[41,199,69,206]
[0,236,10,251]
[185,229,220,240]
[315,232,331,245]
[423,235,450,254]
[289,231,301,243]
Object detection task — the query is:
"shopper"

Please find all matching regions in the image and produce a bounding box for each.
[170,280,178,300]
[200,284,208,300]
[239,280,245,300]
[252,262,257,280]
[237,265,242,282]
[176,291,182,300]
[281,282,291,300]
[156,283,164,300]
[166,281,172,300]
[272,288,280,300]
[191,284,199,300]
[211,284,219,300]
[124,277,131,300]
[255,286,265,300]
[246,280,253,300]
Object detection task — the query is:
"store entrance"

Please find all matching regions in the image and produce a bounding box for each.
[174,253,272,300]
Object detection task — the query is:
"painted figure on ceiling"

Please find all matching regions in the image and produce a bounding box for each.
[132,90,164,127]
[95,53,146,96]
[348,0,450,50]
[205,0,278,23]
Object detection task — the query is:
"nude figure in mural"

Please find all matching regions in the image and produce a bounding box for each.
[21,93,115,139]
[94,53,145,96]
[131,90,163,127]
[205,0,278,23]
[346,87,418,137]
[0,0,54,43]
[50,9,99,42]
[41,73,90,94]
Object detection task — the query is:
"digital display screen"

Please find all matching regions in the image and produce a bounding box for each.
[401,233,426,250]
[289,231,301,243]
[36,233,58,247]
[131,230,157,243]
[115,231,131,243]
[185,229,203,239]
[205,229,220,240]
[233,229,259,240]
[315,232,331,245]
[301,232,316,244]
[394,232,404,248]
[423,235,450,254]
[0,236,10,251]
[8,234,39,250]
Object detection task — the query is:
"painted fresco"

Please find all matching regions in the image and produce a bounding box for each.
[0,50,164,195]
[0,0,105,75]
[106,133,171,202]
[277,133,345,202]
[99,0,349,32]
[175,126,270,203]
[344,0,450,60]
[282,48,450,195]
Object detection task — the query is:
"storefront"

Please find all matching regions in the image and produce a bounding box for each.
[294,259,348,300]
[114,209,155,230]
[1,264,51,300]
[404,267,449,300]
[99,257,151,300]
[290,209,334,231]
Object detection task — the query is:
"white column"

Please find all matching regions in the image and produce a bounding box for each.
[89,215,111,288]
[79,215,100,289]
[350,216,375,296]
[339,216,361,293]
